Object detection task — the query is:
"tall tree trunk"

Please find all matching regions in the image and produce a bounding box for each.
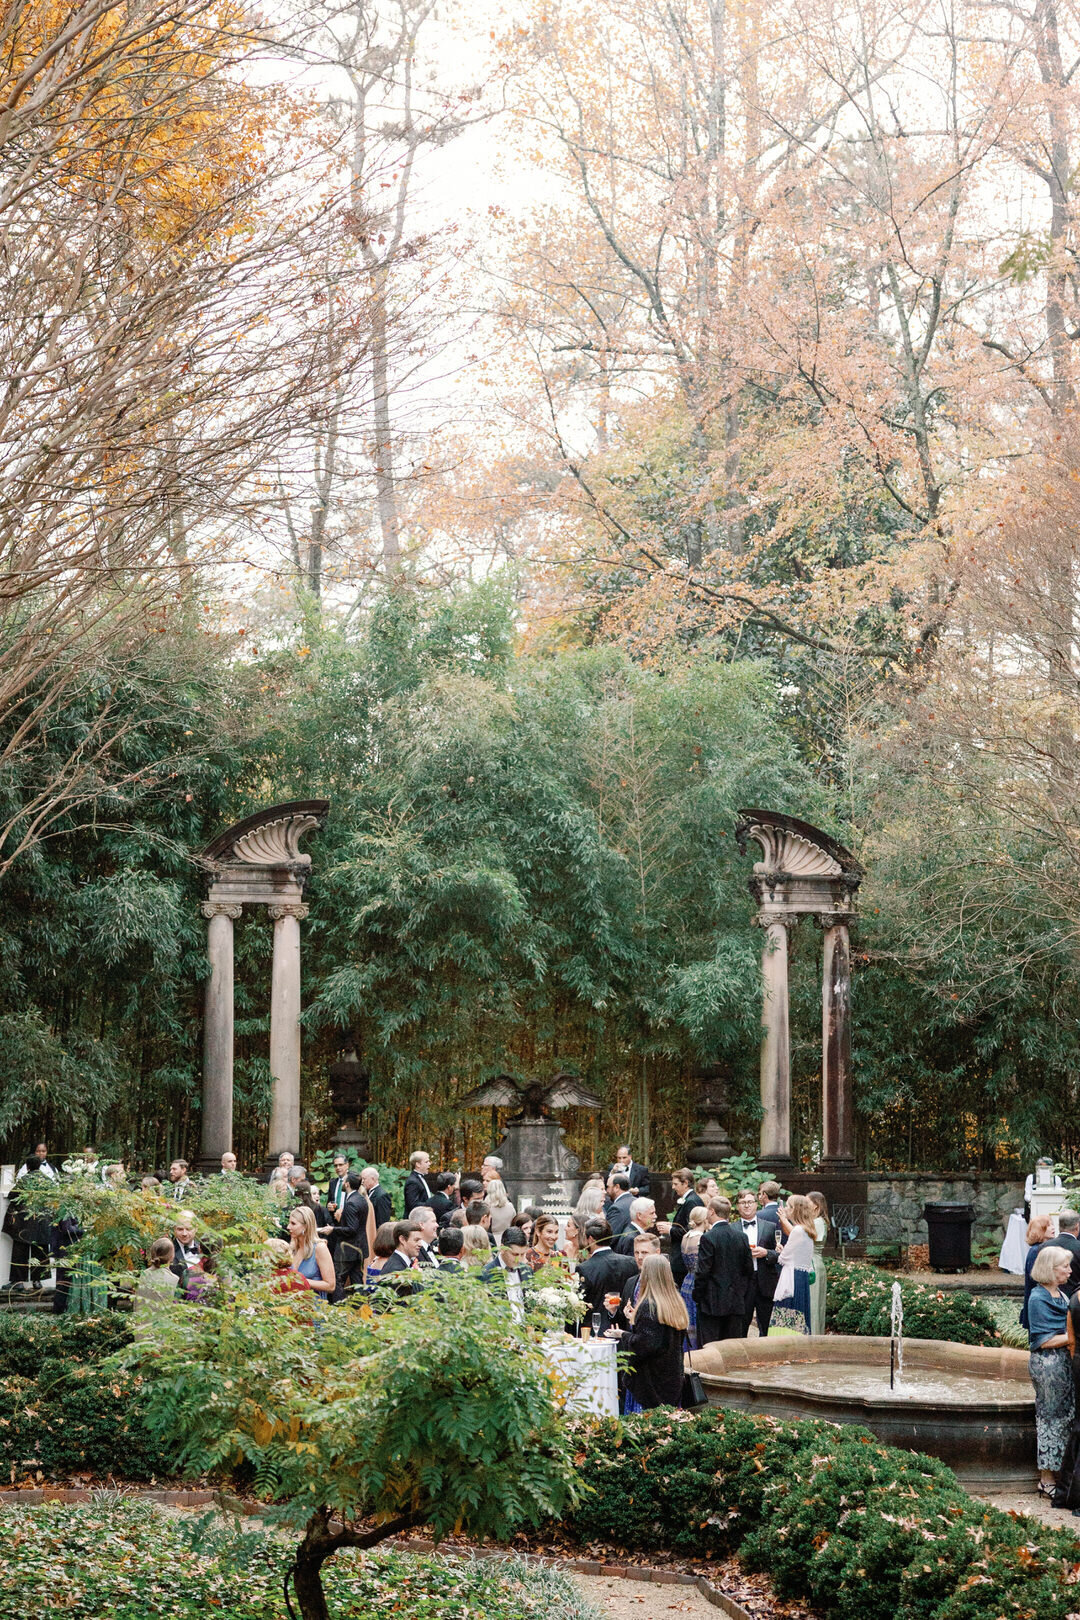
[370,269,401,576]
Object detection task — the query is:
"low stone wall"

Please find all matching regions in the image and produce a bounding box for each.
[867,1174,1024,1246]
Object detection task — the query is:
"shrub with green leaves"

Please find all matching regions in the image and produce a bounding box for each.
[566,1408,1080,1620]
[0,1498,598,1620]
[0,1314,171,1482]
[826,1261,1001,1345]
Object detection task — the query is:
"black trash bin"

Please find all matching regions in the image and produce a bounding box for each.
[923,1202,975,1272]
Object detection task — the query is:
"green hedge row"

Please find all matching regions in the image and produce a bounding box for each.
[567,1407,1077,1620]
[0,1314,171,1482]
[825,1261,1001,1346]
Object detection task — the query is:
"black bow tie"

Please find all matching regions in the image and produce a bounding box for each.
[742,1220,754,1228]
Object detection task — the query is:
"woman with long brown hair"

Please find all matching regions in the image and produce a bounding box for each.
[608,1253,688,1412]
[769,1194,816,1337]
[808,1191,830,1335]
[526,1212,559,1271]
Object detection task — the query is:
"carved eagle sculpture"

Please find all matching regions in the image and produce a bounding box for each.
[458,1072,603,1121]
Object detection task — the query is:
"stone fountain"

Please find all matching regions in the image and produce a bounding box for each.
[688,1333,1035,1488]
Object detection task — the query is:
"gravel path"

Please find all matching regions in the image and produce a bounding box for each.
[571,1571,731,1619]
[972,1487,1080,1533]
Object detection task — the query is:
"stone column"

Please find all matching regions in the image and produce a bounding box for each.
[757,914,794,1171]
[267,902,308,1160]
[199,902,241,1171]
[820,915,856,1168]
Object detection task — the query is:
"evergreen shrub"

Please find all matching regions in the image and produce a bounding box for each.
[826,1261,1001,1345]
[568,1408,1080,1620]
[0,1314,171,1481]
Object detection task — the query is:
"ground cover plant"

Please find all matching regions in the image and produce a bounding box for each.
[0,1497,597,1620]
[825,1261,1001,1346]
[564,1407,1080,1620]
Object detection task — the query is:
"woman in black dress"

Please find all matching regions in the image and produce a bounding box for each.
[608,1253,689,1412]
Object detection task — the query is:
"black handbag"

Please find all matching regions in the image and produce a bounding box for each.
[681,1368,708,1408]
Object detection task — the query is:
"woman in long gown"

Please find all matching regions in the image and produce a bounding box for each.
[678,1207,708,1349]
[769,1195,816,1336]
[808,1191,829,1335]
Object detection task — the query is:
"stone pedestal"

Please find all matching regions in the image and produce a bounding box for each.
[494,1118,581,1212]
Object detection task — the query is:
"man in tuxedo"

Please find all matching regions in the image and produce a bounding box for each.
[377,1221,423,1298]
[481,1228,532,1317]
[658,1168,705,1287]
[429,1172,459,1226]
[325,1155,351,1255]
[17,1142,57,1181]
[458,1175,484,1206]
[411,1206,440,1267]
[326,1154,351,1216]
[437,1226,465,1271]
[613,1230,661,1327]
[1056,1212,1080,1294]
[605,1144,650,1198]
[360,1166,393,1229]
[169,1212,201,1284]
[604,1175,634,1236]
[403,1150,433,1214]
[612,1197,657,1255]
[757,1181,783,1222]
[219,1152,239,1176]
[738,1187,781,1336]
[693,1196,754,1344]
[335,1172,371,1298]
[577,1218,637,1328]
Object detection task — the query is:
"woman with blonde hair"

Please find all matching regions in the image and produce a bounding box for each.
[287,1206,335,1296]
[559,1212,585,1263]
[1028,1244,1075,1494]
[1021,1214,1055,1330]
[461,1224,492,1265]
[769,1194,817,1337]
[607,1253,688,1412]
[575,1179,606,1223]
[485,1177,516,1238]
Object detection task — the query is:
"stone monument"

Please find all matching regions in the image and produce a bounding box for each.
[686,1066,735,1167]
[198,799,328,1172]
[457,1072,602,1209]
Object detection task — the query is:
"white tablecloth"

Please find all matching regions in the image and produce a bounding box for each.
[998,1209,1027,1274]
[545,1334,619,1417]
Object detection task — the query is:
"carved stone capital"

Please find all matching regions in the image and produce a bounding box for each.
[268,902,309,922]
[201,902,242,920]
[753,911,799,931]
[815,912,856,931]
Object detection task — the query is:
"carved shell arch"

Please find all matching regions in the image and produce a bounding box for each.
[746,825,842,878]
[204,799,329,869]
[233,813,321,867]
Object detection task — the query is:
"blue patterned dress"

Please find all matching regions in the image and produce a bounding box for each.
[680,1245,699,1350]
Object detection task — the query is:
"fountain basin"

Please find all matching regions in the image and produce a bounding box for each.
[689,1335,1035,1489]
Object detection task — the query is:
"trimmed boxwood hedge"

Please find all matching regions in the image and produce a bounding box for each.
[566,1407,1079,1620]
[0,1498,596,1620]
[825,1261,1001,1346]
[0,1314,172,1482]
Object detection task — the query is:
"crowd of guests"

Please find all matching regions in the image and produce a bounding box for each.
[1019,1212,1080,1504]
[4,1137,833,1417]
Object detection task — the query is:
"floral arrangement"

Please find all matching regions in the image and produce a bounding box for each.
[527,1269,587,1330]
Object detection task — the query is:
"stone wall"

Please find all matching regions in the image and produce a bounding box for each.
[867,1174,1024,1246]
